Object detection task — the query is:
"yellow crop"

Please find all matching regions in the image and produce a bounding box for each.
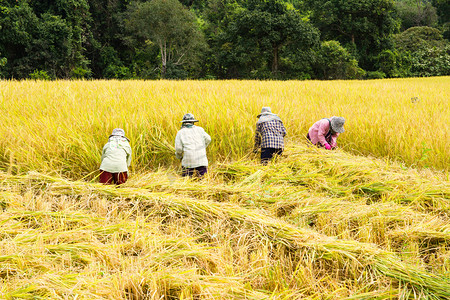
[0,77,448,176]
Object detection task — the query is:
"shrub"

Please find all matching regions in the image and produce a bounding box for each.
[365,71,386,79]
[29,70,51,80]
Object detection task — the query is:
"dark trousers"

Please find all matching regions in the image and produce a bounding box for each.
[99,170,128,185]
[182,166,208,178]
[261,148,283,165]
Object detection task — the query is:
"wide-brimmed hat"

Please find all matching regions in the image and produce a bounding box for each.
[109,128,130,141]
[111,128,126,137]
[257,107,273,118]
[330,116,345,133]
[180,113,199,123]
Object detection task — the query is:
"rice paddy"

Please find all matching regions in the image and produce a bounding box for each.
[0,78,449,299]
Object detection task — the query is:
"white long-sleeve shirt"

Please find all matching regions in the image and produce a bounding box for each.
[100,137,132,173]
[175,126,211,168]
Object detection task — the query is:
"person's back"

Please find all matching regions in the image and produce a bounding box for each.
[254,107,286,164]
[100,128,132,184]
[175,125,210,168]
[100,137,131,172]
[256,119,286,149]
[175,113,211,177]
[307,116,345,149]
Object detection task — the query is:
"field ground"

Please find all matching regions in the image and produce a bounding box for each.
[0,78,449,299]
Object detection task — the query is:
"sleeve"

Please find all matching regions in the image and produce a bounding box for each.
[330,133,339,148]
[175,131,183,160]
[101,143,108,162]
[203,129,211,147]
[317,120,329,146]
[281,122,287,137]
[254,124,262,150]
[125,144,132,166]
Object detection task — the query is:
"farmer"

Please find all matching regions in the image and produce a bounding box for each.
[175,113,211,177]
[307,116,345,149]
[99,128,132,185]
[253,107,287,165]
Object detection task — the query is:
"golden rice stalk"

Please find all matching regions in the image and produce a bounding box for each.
[11,172,450,299]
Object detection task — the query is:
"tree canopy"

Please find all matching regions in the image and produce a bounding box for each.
[0,0,448,79]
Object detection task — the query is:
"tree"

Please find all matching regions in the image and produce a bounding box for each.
[214,0,319,78]
[394,0,438,30]
[28,13,74,78]
[0,2,39,78]
[125,0,207,78]
[305,0,399,70]
[314,40,364,79]
[394,26,446,51]
[393,26,450,76]
[0,0,92,78]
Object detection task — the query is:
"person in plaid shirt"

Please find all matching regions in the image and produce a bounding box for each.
[253,107,287,165]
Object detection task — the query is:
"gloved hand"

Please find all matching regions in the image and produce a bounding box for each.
[324,143,332,150]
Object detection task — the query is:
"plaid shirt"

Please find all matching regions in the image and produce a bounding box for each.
[175,126,211,168]
[254,119,286,149]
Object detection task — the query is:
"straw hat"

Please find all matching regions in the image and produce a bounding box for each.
[330,116,345,133]
[257,107,273,118]
[180,113,199,123]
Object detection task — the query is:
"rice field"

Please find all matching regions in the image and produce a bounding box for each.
[0,78,449,299]
[0,77,448,175]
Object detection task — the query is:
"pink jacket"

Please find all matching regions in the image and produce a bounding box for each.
[308,119,339,147]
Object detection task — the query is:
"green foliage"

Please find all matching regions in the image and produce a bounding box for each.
[315,40,365,79]
[29,70,51,80]
[394,0,438,30]
[0,0,446,79]
[125,0,207,78]
[0,1,91,78]
[211,0,319,78]
[365,70,387,79]
[432,0,450,24]
[409,44,450,76]
[394,26,446,51]
[376,49,411,77]
[71,66,92,79]
[393,26,450,76]
[305,0,399,70]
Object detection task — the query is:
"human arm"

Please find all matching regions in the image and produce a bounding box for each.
[280,121,287,137]
[330,133,339,148]
[175,131,183,160]
[203,129,211,147]
[125,144,132,167]
[317,120,330,147]
[253,124,261,152]
[101,143,108,163]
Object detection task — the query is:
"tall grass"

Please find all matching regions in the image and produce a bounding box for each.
[0,77,448,177]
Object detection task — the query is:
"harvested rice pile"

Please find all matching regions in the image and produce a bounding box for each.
[1,144,449,299]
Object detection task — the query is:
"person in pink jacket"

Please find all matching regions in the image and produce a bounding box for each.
[307,116,345,149]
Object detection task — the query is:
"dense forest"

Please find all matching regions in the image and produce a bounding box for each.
[0,0,449,80]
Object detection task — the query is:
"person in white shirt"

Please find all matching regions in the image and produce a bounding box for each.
[175,113,211,177]
[99,128,132,184]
